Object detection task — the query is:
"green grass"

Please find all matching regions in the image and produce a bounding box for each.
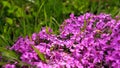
[0,0,120,46]
[0,0,120,66]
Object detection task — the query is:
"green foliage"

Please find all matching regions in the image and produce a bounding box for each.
[0,0,120,45]
[0,47,32,67]
[0,47,19,61]
[0,0,120,66]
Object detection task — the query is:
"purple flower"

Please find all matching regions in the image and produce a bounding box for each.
[8,13,120,68]
[4,64,15,68]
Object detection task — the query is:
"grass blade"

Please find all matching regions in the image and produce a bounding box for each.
[30,45,46,62]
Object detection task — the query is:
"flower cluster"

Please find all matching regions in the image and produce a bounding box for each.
[4,64,15,68]
[6,13,120,68]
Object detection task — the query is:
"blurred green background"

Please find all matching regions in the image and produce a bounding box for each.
[0,0,120,47]
[0,0,120,67]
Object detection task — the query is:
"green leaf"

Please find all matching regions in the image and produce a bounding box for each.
[16,8,24,17]
[0,35,9,46]
[81,19,87,32]
[0,62,6,65]
[45,26,49,34]
[2,1,11,8]
[0,47,19,61]
[30,45,46,62]
[6,18,13,25]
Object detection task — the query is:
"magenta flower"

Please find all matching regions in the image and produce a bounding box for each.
[8,13,120,68]
[4,64,15,68]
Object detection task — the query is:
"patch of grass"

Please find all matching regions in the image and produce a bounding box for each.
[0,0,120,45]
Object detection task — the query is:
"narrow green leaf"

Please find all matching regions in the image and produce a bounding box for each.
[0,62,6,65]
[35,1,45,31]
[2,1,11,8]
[30,45,46,62]
[6,18,13,25]
[51,17,60,27]
[0,47,19,61]
[81,19,87,32]
[0,35,9,46]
